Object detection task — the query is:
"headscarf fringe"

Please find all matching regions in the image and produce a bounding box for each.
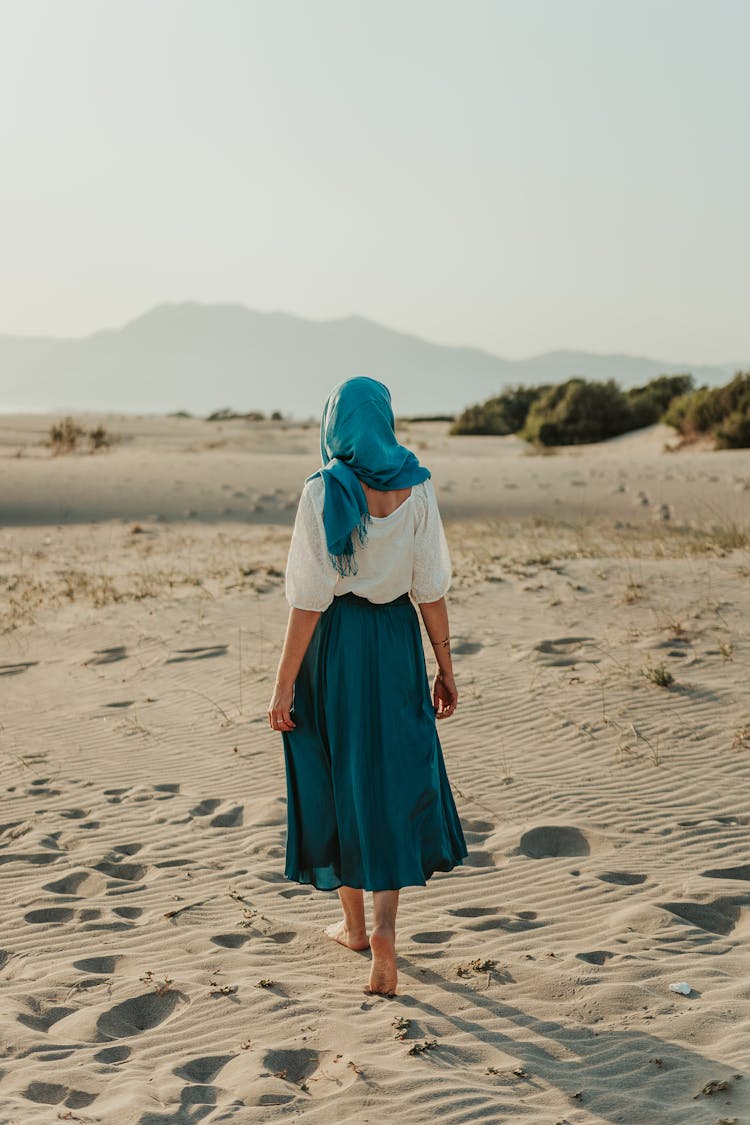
[328,510,371,577]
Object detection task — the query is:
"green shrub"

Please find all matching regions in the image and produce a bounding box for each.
[663,371,750,447]
[451,371,730,448]
[626,373,694,428]
[662,392,693,432]
[450,384,549,436]
[715,409,750,449]
[521,378,636,446]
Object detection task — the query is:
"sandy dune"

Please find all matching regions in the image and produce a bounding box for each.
[1,415,749,1123]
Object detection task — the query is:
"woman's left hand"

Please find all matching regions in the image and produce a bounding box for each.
[268,681,296,732]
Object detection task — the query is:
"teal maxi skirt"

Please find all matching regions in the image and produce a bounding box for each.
[281,590,468,892]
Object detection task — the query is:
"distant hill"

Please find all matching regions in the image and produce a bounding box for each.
[0,302,741,419]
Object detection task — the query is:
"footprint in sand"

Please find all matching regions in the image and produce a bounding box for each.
[0,661,38,676]
[73,955,127,974]
[26,782,61,797]
[464,850,495,868]
[93,859,148,883]
[174,1054,235,1083]
[520,825,591,858]
[50,990,187,1043]
[210,933,250,949]
[452,639,483,656]
[596,870,647,885]
[24,902,140,931]
[112,906,143,920]
[576,950,614,965]
[701,863,750,882]
[411,930,456,944]
[258,1048,359,1099]
[42,870,105,897]
[209,805,244,828]
[111,842,143,856]
[659,896,749,937]
[0,852,60,867]
[21,1082,97,1110]
[448,906,542,933]
[189,798,221,817]
[86,646,128,665]
[94,1045,131,1064]
[103,784,178,805]
[534,637,599,667]
[165,644,228,663]
[101,994,183,1038]
[188,798,244,827]
[457,817,497,868]
[79,909,102,921]
[24,906,75,925]
[103,788,129,803]
[448,905,498,918]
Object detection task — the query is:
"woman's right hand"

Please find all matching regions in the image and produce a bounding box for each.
[268,681,296,732]
[433,670,458,719]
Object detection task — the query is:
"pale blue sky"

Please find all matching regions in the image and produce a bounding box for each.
[1,0,748,362]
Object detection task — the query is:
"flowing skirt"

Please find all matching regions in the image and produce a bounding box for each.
[281,590,468,891]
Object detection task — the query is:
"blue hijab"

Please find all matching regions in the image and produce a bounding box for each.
[306,376,431,577]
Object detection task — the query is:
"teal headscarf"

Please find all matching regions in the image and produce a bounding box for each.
[306,376,431,577]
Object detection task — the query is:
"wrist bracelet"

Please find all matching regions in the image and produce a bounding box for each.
[432,634,450,649]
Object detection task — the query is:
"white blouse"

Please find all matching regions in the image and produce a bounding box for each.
[285,476,452,612]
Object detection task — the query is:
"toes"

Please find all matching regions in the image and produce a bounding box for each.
[363,985,396,998]
[323,921,347,945]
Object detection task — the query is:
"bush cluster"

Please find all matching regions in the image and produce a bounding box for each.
[205,408,286,422]
[662,372,750,449]
[450,373,695,446]
[449,385,551,436]
[48,417,110,454]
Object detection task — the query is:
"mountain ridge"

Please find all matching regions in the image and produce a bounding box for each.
[0,302,743,418]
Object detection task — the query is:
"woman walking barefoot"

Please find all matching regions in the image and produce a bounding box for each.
[267,376,467,996]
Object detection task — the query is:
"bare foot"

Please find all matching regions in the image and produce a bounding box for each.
[365,926,398,996]
[323,918,369,951]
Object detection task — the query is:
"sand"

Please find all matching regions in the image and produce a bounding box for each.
[1,414,749,1124]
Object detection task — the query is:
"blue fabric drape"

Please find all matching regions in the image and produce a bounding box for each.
[306,376,431,576]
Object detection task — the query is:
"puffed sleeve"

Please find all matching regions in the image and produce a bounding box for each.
[411,478,452,603]
[284,477,338,612]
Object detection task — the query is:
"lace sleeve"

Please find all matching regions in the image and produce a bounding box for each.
[410,479,452,603]
[284,477,338,612]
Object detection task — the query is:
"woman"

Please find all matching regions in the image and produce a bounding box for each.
[267,376,467,997]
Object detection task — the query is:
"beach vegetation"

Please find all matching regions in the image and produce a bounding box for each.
[625,373,694,426]
[450,384,550,435]
[522,378,633,445]
[206,408,266,421]
[642,662,674,688]
[48,416,112,454]
[400,413,456,423]
[48,416,85,453]
[452,373,695,445]
[663,371,750,448]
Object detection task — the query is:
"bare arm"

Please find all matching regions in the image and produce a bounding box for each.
[417,596,458,718]
[267,607,321,731]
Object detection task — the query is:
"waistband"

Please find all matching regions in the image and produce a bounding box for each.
[334,590,412,608]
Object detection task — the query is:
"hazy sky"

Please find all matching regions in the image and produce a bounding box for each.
[1,0,748,362]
